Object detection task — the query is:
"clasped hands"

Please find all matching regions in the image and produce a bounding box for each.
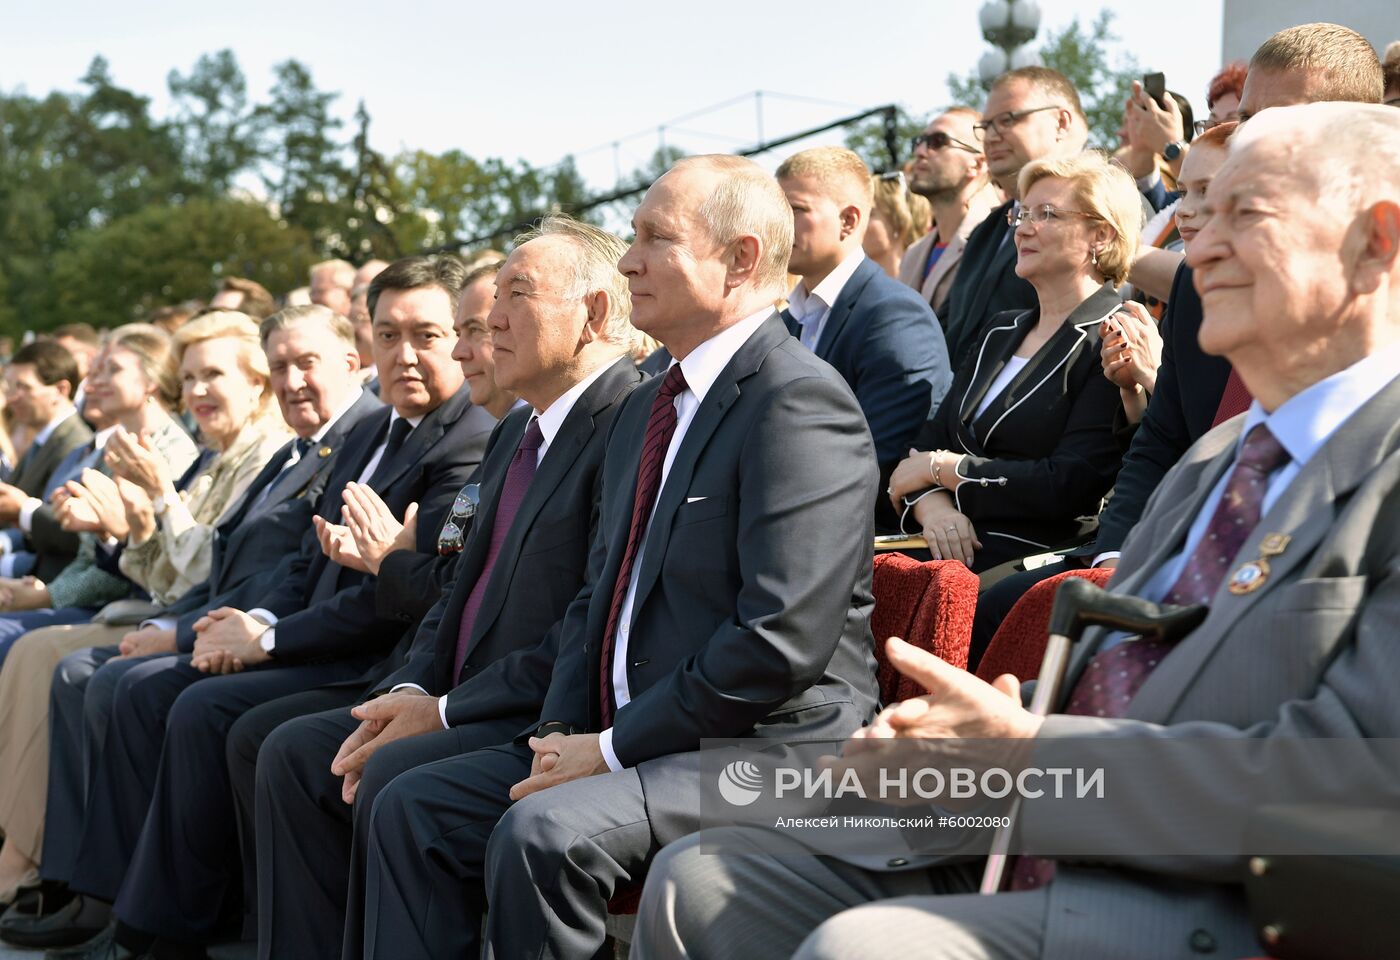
[190,607,272,674]
[887,449,982,566]
[326,690,607,804]
[312,482,417,575]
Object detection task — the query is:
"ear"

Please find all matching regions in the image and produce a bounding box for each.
[1350,201,1400,296]
[579,290,610,344]
[345,349,362,373]
[839,203,864,239]
[726,234,762,290]
[1055,107,1075,140]
[56,379,73,401]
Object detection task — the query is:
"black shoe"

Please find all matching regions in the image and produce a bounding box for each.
[44,921,143,959]
[0,892,111,948]
[0,880,74,929]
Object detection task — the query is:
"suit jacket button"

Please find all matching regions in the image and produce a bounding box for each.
[886,857,908,868]
[1188,929,1216,953]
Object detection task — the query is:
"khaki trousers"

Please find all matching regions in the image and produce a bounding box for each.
[0,622,125,862]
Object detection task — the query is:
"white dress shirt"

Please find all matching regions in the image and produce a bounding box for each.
[598,307,772,771]
[786,249,866,351]
[1109,343,1400,647]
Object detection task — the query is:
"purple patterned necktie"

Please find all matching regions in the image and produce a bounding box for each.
[451,419,544,682]
[599,363,689,729]
[1010,423,1290,891]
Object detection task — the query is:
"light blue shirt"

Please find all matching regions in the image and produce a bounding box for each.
[1131,343,1400,615]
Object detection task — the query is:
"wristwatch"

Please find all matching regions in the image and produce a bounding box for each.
[1163,140,1188,161]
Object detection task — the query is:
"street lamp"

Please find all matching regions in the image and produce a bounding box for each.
[977,0,1042,89]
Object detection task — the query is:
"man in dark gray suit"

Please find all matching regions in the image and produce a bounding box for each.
[356,154,880,960]
[241,216,643,960]
[632,102,1400,960]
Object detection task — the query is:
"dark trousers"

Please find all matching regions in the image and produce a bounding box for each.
[254,704,523,960]
[67,652,366,941]
[968,560,1070,671]
[39,644,137,886]
[359,742,665,960]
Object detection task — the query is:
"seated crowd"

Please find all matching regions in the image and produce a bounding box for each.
[0,19,1394,960]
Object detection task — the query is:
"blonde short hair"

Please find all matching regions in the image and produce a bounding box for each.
[1251,22,1384,104]
[1017,151,1143,286]
[310,258,356,289]
[775,147,874,207]
[512,215,636,348]
[173,311,275,417]
[673,155,794,292]
[870,174,933,248]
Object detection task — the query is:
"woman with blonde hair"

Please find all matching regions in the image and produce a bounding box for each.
[0,312,287,905]
[862,171,933,279]
[888,151,1141,571]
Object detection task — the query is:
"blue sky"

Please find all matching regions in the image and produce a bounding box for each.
[2,0,1225,189]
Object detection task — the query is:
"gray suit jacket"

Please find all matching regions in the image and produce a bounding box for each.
[1028,376,1400,956]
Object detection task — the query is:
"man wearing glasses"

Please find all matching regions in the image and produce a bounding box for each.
[937,67,1092,368]
[898,107,1004,314]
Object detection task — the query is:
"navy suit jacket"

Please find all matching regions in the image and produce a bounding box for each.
[373,357,643,726]
[939,200,1038,370]
[784,256,952,531]
[538,315,881,767]
[248,386,495,665]
[168,388,383,651]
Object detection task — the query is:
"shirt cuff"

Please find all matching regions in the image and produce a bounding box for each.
[140,616,178,632]
[0,554,13,578]
[1135,171,1161,193]
[18,498,42,533]
[259,628,276,652]
[438,694,450,730]
[1092,551,1121,567]
[598,727,624,772]
[248,608,279,627]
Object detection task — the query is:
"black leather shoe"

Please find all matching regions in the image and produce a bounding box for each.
[0,881,75,931]
[44,921,142,959]
[0,892,111,948]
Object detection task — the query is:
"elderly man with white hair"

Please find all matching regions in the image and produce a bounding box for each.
[632,101,1400,960]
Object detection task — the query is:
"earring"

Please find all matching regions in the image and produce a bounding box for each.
[1090,247,1100,268]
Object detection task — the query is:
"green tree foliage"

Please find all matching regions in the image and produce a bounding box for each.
[0,51,628,337]
[945,10,1139,148]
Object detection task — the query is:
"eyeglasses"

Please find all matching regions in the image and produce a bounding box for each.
[1193,114,1239,136]
[910,131,981,155]
[973,105,1062,140]
[437,482,480,555]
[1007,204,1103,229]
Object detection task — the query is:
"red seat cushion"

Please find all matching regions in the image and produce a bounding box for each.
[974,567,1115,684]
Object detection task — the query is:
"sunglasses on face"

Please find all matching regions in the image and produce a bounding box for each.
[437,482,480,555]
[910,131,981,155]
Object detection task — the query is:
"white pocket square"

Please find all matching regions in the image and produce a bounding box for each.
[686,496,708,504]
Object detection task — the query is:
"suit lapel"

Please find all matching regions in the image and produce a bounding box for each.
[431,410,529,686]
[1132,378,1400,720]
[366,389,468,495]
[812,258,877,359]
[627,316,787,624]
[957,311,1032,423]
[963,212,1017,323]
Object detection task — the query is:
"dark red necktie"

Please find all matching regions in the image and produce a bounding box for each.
[1211,368,1252,427]
[598,364,689,729]
[451,419,544,682]
[1011,423,1289,891]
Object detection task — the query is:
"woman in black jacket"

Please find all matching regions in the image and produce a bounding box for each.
[888,150,1143,572]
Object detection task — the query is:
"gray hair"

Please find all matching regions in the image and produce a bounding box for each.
[512,215,636,348]
[671,155,793,293]
[259,304,357,351]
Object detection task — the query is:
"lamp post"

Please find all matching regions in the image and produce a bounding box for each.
[977,0,1043,89]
